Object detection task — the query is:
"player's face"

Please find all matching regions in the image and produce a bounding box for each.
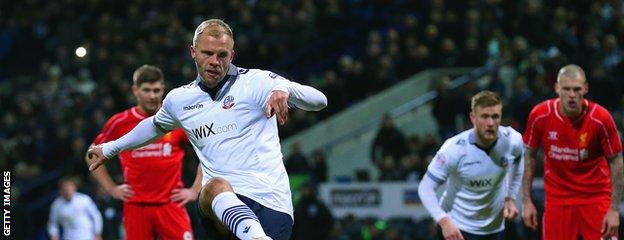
[556,75,588,117]
[191,34,234,88]
[59,181,76,200]
[470,104,502,145]
[132,81,164,115]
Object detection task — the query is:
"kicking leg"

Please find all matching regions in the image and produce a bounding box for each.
[198,177,270,240]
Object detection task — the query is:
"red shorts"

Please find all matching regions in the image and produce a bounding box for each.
[123,202,193,240]
[542,201,610,240]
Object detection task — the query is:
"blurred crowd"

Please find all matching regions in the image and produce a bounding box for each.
[3,0,624,239]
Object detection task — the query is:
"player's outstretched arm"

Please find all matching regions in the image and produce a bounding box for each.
[521,146,538,230]
[281,81,328,111]
[88,116,164,171]
[602,153,623,238]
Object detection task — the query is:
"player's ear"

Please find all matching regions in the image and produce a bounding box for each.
[469,111,476,125]
[131,85,139,97]
[230,50,236,62]
[190,45,197,59]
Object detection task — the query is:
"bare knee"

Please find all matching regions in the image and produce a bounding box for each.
[198,177,234,215]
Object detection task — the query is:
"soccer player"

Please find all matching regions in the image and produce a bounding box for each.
[418,91,524,240]
[86,65,201,240]
[87,19,327,240]
[48,176,103,240]
[521,64,623,240]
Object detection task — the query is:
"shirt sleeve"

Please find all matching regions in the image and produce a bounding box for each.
[85,197,103,235]
[598,110,623,157]
[251,70,327,111]
[102,116,164,159]
[425,151,453,184]
[153,93,179,132]
[418,174,446,222]
[523,104,545,150]
[47,201,60,238]
[93,114,122,144]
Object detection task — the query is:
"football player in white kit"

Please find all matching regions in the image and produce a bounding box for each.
[48,176,103,240]
[87,19,327,240]
[418,91,524,240]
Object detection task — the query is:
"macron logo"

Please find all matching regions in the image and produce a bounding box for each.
[183,103,203,111]
[243,226,251,233]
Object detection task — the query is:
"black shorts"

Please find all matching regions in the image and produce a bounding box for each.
[196,194,293,240]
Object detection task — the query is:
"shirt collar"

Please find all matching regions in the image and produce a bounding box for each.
[196,63,239,99]
[468,128,499,154]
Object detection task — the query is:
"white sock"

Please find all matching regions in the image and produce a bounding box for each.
[211,192,268,240]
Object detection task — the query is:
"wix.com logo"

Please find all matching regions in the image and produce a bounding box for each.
[191,122,237,139]
[469,178,493,188]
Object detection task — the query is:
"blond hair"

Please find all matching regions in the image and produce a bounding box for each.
[192,19,234,47]
[557,64,586,83]
[471,90,502,111]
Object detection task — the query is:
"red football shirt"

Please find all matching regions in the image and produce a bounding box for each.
[93,106,188,204]
[523,99,622,205]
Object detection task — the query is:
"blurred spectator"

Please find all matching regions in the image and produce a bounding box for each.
[292,183,334,240]
[286,142,311,174]
[508,76,535,131]
[432,77,459,139]
[378,155,404,181]
[371,114,408,170]
[310,149,328,183]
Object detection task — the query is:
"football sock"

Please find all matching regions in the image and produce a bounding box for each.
[212,192,267,240]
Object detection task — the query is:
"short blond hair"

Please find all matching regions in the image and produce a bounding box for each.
[192,19,234,47]
[471,90,502,111]
[557,64,586,83]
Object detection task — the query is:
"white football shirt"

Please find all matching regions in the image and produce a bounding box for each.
[423,126,524,234]
[47,192,103,240]
[153,64,327,218]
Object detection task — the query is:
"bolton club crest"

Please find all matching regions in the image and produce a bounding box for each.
[222,95,235,109]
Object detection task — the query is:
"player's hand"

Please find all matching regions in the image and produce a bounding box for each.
[87,144,107,171]
[522,200,538,230]
[503,197,518,219]
[171,188,199,207]
[94,234,102,240]
[601,208,620,239]
[110,184,134,202]
[439,217,464,240]
[265,90,289,125]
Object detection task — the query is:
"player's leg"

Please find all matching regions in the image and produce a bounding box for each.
[578,201,611,239]
[123,203,157,240]
[195,200,233,240]
[237,195,293,240]
[198,177,270,240]
[542,203,578,240]
[152,202,194,240]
